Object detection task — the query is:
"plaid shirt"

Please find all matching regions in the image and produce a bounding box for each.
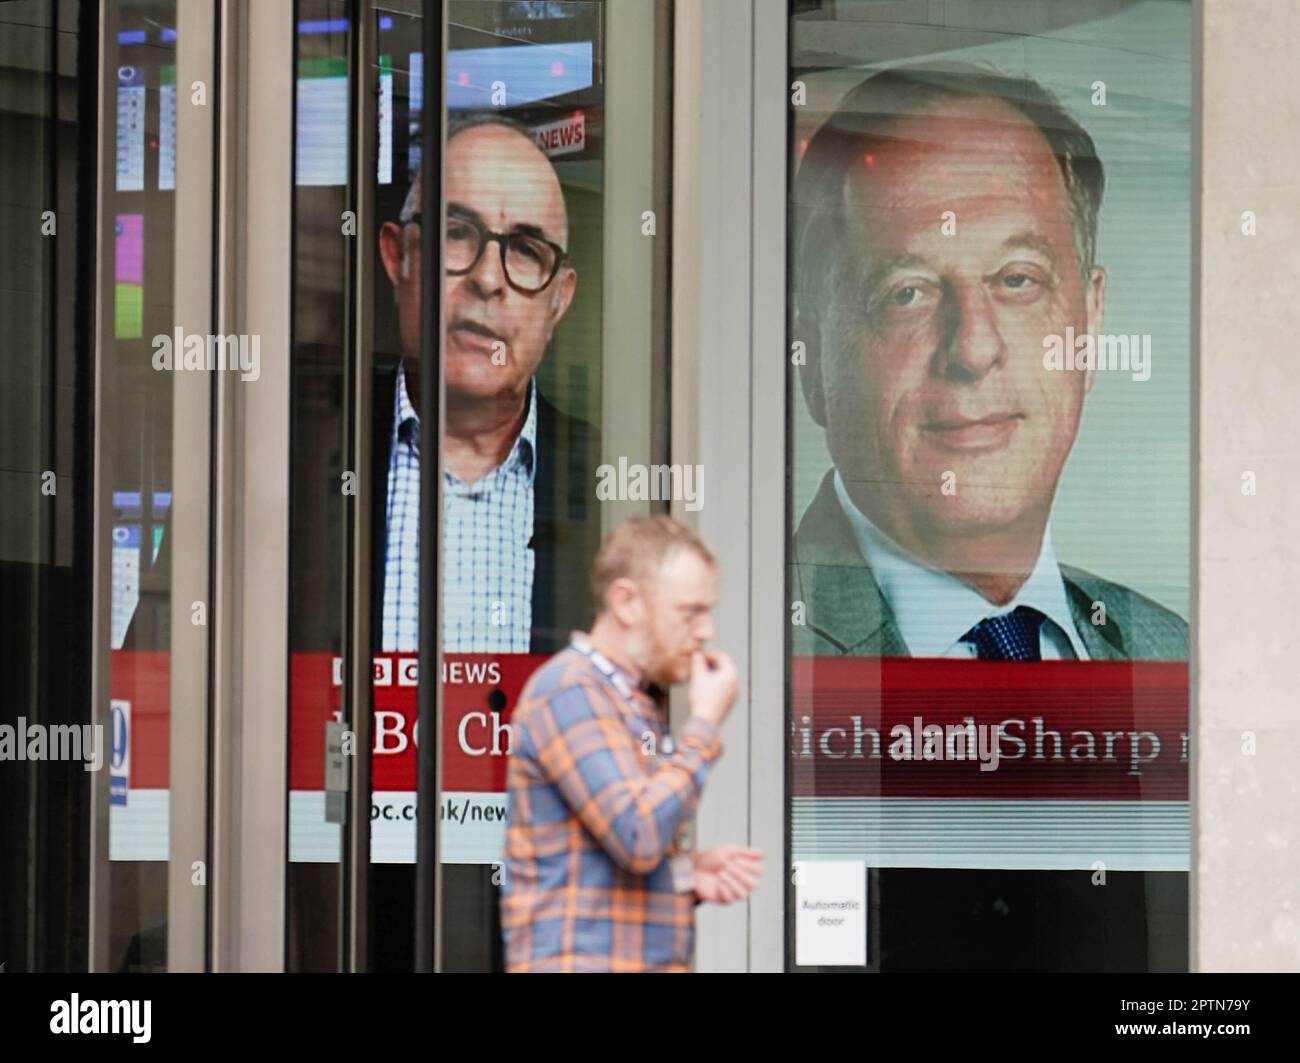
[502,636,724,972]
[381,362,537,652]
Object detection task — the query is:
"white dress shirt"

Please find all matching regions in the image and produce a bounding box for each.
[832,470,1088,660]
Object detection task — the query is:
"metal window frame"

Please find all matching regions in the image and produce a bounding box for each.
[748,0,788,975]
[415,0,447,976]
[599,0,673,534]
[671,0,787,973]
[87,0,116,972]
[213,0,294,972]
[167,0,219,977]
[343,0,378,975]
[87,0,117,977]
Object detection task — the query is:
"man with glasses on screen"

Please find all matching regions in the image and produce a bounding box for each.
[790,64,1187,664]
[377,114,600,656]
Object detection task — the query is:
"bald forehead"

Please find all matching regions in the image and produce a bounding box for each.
[445,124,569,246]
[842,95,1065,216]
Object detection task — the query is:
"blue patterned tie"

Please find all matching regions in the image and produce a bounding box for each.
[960,606,1046,661]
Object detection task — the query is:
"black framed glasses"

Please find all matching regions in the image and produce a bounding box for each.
[407,211,568,295]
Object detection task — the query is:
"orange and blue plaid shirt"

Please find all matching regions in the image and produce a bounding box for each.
[502,635,724,972]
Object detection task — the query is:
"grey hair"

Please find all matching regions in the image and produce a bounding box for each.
[792,61,1105,326]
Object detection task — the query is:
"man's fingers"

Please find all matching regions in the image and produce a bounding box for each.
[725,863,761,891]
[713,872,738,903]
[719,865,756,895]
[716,844,762,861]
[704,844,763,891]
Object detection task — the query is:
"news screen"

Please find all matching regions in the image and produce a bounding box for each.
[785,0,1191,968]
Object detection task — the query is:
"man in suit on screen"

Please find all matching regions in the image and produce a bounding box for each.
[790,63,1186,664]
[788,62,1188,973]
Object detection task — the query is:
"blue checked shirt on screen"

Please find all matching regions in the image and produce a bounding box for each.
[381,362,538,653]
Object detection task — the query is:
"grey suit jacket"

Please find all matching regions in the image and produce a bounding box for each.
[791,469,1188,661]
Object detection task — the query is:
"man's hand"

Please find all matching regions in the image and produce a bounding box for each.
[693,844,763,905]
[688,650,739,728]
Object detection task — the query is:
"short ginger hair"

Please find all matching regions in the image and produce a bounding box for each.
[592,516,716,607]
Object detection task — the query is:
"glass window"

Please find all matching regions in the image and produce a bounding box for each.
[0,0,96,973]
[786,0,1192,971]
[96,0,206,973]
[369,0,673,972]
[282,0,674,972]
[286,0,351,973]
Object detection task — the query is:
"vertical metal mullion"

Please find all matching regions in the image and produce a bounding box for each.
[169,0,219,974]
[209,0,239,972]
[673,0,757,973]
[415,0,447,975]
[345,0,377,974]
[600,0,658,535]
[71,0,102,975]
[87,0,118,975]
[232,0,293,972]
[210,0,254,972]
[30,0,60,975]
[749,0,787,974]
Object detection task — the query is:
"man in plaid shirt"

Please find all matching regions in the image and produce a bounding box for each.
[502,517,764,972]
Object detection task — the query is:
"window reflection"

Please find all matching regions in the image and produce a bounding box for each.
[103,0,182,973]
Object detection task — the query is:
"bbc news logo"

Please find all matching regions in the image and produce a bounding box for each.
[329,654,502,687]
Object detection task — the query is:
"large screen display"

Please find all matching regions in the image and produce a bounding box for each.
[279,0,607,873]
[786,0,1191,971]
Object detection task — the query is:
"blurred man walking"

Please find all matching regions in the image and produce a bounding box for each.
[502,517,763,972]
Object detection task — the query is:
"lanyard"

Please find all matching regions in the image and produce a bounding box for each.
[570,635,691,872]
[569,634,675,755]
[569,633,640,703]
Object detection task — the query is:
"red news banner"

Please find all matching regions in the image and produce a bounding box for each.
[791,657,1188,800]
[115,652,1186,800]
[289,653,547,791]
[106,652,548,792]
